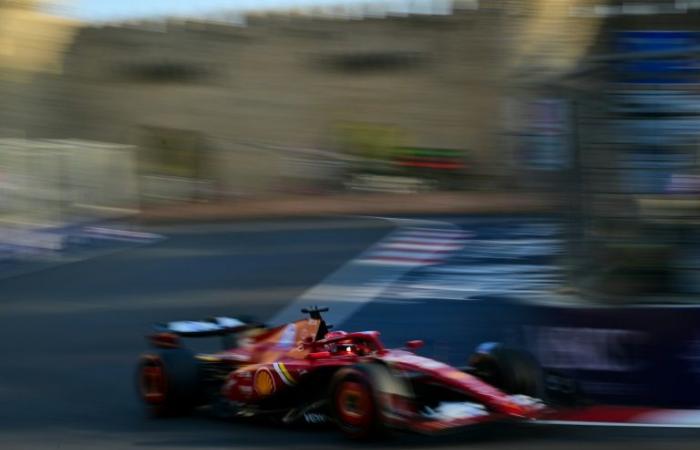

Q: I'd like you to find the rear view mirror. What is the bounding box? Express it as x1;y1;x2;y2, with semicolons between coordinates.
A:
406;340;424;350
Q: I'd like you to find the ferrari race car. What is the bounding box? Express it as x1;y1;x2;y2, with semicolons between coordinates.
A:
136;307;548;438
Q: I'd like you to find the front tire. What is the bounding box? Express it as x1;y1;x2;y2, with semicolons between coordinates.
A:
137;348;202;417
329;367;383;440
469;343;544;398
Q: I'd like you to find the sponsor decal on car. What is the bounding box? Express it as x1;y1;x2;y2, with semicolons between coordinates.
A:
273;362;297;386
277;324;297;349
303;413;328;424
254;368;276;396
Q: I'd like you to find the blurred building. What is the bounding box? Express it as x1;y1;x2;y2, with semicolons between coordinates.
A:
0;0;79;138
6;0;700;298
519;2;700;299
0;1;609;198
58;8;512;195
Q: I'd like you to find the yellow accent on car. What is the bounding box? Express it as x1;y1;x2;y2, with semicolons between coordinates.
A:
278;362;296;385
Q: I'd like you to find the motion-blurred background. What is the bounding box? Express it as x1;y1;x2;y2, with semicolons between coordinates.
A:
4;1;700;446
3;0;700;300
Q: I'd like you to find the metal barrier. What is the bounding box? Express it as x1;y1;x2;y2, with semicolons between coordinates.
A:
0;139;139;228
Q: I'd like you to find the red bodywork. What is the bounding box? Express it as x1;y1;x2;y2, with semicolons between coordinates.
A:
196;317;544;432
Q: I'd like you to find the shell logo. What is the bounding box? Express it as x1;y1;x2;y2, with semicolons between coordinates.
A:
254;368;275;396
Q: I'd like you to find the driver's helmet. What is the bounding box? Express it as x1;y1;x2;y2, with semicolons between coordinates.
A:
336;339;356;354
335;337;374;356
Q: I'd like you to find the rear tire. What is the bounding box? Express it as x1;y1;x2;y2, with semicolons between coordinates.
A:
137;348;202;417
469;343;543;398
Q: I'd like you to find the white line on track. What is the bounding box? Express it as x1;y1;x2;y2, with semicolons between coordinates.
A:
367;249;457;258
268;217;465;327
380;243;465;251
387;237;467;245
535;420;700;429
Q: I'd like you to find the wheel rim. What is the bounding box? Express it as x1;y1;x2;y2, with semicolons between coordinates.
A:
140;358;167;404
336;380;372;428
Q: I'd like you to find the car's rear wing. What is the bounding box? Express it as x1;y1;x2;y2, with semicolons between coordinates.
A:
148;317;265;349
152;317;254;337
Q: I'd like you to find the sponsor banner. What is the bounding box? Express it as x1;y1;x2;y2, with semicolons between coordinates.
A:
615;31;700;84
520;305;700;408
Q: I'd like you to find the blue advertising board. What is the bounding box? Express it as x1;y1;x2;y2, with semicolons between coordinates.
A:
615;31;700;84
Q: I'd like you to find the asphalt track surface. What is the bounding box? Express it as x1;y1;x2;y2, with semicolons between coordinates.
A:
1;216;699;449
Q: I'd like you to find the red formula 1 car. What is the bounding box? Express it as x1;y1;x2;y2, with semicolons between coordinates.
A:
136;307;548;438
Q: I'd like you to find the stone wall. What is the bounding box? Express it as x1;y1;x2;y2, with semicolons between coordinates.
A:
2;2;607;195
48;9;511;194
